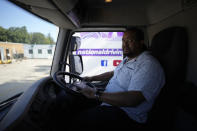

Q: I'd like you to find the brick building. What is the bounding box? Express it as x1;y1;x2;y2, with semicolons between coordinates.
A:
0;42;24;62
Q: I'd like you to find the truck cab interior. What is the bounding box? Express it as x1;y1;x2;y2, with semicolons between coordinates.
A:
0;0;197;130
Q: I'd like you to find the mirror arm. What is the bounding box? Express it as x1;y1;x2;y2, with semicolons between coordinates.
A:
59;61;69;66
59;61;72;83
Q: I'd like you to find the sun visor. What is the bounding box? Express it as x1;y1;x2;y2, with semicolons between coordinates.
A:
31;6;75;29
52;0;80;27
52;0;78;12
10;0;77;29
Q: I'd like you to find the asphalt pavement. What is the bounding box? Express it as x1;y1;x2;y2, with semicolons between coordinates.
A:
0;59;52;103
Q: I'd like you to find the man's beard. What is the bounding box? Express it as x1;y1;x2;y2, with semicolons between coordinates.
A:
123;48;142;58
123;51;135;58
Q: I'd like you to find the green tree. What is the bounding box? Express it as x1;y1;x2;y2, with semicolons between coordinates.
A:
0;26;8;41
31;32;46;44
46;33;55;44
7;26;29;43
0;26;55;44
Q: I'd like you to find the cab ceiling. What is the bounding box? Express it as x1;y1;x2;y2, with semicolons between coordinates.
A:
9;0;183;29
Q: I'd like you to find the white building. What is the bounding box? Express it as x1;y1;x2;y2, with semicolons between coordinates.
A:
24;44;55;59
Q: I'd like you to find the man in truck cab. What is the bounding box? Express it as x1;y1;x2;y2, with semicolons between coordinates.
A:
56;28;165;130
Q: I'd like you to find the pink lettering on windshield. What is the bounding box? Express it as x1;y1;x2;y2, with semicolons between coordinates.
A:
80;32;123;40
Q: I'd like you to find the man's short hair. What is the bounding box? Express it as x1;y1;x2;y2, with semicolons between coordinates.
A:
126;27;144;42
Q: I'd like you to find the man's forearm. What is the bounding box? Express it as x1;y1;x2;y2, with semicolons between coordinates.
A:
91;71;114;81
99;91;145;107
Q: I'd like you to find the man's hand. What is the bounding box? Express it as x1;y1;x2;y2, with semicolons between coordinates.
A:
77;85;97;99
74;81;96;99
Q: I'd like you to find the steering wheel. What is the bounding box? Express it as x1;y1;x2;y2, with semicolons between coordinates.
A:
52;71;94;96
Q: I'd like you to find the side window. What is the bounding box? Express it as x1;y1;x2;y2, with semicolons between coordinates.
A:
48;49;52;54
0;1;58;103
29;49;33;54
38;49;42;54
72;32;123;76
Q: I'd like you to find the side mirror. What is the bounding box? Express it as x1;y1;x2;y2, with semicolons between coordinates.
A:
69;55;83;75
71;36;81;51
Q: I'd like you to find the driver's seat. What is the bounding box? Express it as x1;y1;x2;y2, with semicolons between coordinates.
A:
145;26;188;130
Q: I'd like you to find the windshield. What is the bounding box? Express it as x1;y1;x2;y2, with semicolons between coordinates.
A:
0;1;59;103
71;32;123;77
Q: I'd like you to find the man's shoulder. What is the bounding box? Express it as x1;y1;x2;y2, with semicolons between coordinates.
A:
138;51;163;69
137;51;154;63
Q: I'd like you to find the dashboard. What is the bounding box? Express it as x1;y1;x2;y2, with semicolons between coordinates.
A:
0;77;59;131
0;76;108;131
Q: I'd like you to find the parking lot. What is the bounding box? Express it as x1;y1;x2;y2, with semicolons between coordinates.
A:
0;59;52;103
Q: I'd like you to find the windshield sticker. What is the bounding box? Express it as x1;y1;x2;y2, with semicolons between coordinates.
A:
80;32;123;41
76;48;123;56
113;60;122;66
101;60;108;67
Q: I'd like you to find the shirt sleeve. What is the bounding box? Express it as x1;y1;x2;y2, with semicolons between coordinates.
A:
128;60;165;102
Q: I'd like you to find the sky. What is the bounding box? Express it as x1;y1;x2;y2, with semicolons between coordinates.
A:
0;0;59;42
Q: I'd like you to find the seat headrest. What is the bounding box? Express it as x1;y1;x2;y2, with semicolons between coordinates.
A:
151;26;188;82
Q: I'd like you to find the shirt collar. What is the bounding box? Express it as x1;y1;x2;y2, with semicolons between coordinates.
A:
125;51;149;63
124;57;136;64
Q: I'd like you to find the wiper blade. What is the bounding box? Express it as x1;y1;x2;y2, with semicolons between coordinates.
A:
0;92;23;108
